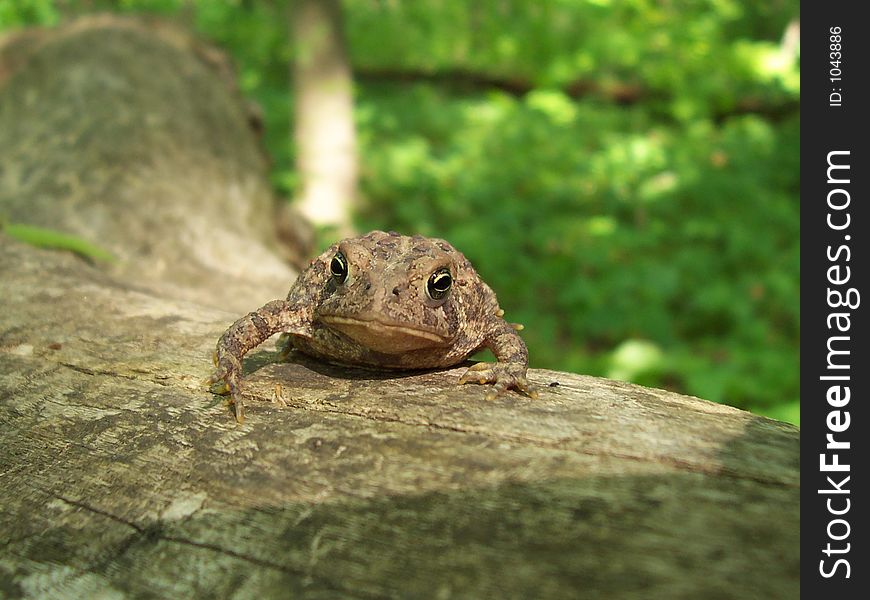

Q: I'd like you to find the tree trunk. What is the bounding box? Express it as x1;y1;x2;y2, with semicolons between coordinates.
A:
0;17;798;600
291;0;358;237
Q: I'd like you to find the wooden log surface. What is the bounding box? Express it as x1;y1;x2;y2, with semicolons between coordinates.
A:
0;16;799;600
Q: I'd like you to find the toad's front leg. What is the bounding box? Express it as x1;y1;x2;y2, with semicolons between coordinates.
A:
208;299;307;422
459;318;537;400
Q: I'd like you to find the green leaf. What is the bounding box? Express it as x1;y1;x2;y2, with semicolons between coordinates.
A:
3;223;116;263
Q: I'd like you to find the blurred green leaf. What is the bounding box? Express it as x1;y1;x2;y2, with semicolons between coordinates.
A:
3;223;115;263
608;339;664;382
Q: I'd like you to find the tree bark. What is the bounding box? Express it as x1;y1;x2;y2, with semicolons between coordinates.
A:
0;14;309;312
291;0;358;237
0;17;798;600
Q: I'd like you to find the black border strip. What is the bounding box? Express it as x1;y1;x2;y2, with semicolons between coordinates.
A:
802;3;868;596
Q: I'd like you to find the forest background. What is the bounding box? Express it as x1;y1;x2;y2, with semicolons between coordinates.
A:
0;0;800;424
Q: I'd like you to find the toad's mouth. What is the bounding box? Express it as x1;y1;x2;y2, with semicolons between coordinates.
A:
320;315;450;353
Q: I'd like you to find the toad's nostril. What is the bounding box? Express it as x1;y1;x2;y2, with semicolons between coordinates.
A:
392;286;400;296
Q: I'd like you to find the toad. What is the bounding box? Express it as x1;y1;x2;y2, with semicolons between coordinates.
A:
209;231;535;421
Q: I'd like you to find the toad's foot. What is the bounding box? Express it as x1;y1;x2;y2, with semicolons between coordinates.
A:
458;361;538;400
207;351;246;423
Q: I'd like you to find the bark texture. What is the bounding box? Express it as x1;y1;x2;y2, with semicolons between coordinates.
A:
0;15;307;311
0;17;799;600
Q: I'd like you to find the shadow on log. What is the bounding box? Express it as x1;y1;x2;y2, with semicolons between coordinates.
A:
0;16;798;600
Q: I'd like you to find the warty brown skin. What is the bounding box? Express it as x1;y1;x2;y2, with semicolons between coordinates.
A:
209;230;534;421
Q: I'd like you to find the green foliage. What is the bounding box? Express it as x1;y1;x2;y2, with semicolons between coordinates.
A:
352;0;800;424
1;0;799;423
0;0;58;27
355;84;799;421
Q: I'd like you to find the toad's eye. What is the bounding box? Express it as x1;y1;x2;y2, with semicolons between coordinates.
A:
330;252;349;283
427;268;452;300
